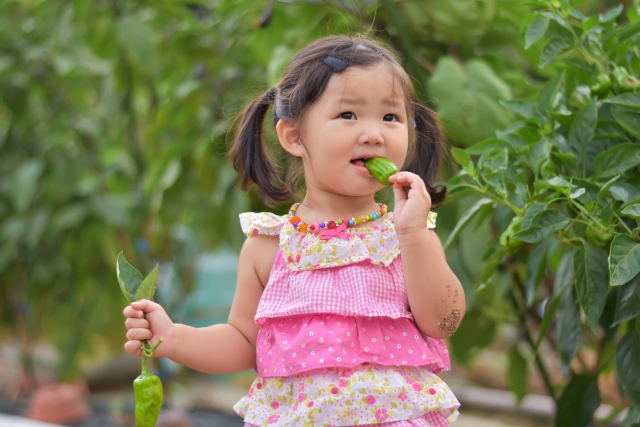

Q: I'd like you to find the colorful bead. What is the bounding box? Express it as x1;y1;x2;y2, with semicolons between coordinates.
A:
287;203;387;233
289;216;301;226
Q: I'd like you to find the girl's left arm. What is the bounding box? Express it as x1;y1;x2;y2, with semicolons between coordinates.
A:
390;172;466;340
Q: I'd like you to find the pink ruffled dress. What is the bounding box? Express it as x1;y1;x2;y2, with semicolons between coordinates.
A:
233;211;460;426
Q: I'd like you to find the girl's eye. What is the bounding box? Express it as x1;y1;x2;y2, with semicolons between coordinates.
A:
340;112;356;120
383;114;398;122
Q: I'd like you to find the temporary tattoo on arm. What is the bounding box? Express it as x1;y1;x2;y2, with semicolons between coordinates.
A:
436;284;461;337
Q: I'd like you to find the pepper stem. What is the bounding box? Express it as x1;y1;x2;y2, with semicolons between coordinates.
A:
140;338;163;374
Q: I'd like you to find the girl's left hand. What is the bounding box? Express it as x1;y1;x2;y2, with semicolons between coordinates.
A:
388;172;432;237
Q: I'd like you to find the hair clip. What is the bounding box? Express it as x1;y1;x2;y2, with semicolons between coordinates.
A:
321;55;348;72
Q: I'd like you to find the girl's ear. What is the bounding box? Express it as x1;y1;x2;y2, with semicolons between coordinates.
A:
276;119;305;158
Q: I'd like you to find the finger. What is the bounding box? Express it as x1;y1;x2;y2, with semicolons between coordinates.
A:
127;328;153;341
392;180;408;202
123;305;145;319
125;318;150;330
130;299;164;315
124;341;144;357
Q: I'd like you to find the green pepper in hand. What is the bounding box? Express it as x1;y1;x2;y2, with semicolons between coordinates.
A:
364;158;399;185
117;252;164;427
134;339;164;427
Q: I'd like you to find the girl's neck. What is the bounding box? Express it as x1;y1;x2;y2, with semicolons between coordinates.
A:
296;192;386;227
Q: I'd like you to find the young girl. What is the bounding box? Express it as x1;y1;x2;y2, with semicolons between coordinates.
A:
123;35;465;426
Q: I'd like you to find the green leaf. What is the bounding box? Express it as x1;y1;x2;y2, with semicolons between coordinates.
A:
538;71;565;116
615;330;640;409
507;345;528;402
621;406;640;427
619;20;640;40
597;175;621;200
612;107;640;139
604;93;640;111
610;183;640;204
555;374;601;427
444;198;494;249
609;235;640;286
499;100;534;119
526;241;549;306
521;202;547;231
600;4;623;23
12;160;45;213
525;16;550;49
513;209;570;243
540;38;570;68
466;139;512;155
116;251;143;303
553;151;579;170
535;289;564;353
450;147;475;176
475;247;505;289
556;286;581;378
115;15;158;71
592;144;640;178
613;272;640;326
427;57;513;146
136;263;159;301
574;243;610;333
568;98;598;149
623;204;640;219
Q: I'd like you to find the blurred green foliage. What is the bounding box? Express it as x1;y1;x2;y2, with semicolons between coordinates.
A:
1;0;638;422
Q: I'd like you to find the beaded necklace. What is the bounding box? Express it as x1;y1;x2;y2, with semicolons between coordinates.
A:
288;202;387;233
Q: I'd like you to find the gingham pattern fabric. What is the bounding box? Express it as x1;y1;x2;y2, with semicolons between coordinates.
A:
255;251;410;324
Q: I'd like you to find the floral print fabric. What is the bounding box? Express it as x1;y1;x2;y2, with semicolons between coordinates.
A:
239;211;437;271
234;363;459;426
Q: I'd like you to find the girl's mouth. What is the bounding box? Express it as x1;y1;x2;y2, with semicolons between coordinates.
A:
351;159;372;175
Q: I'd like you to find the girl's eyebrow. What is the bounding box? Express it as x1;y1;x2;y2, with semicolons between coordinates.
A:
339;97;404;107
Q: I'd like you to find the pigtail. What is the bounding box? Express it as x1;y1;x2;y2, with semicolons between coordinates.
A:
228;88;292;206
405;103;448;207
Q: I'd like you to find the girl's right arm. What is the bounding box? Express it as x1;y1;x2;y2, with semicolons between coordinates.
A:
123;234;278;375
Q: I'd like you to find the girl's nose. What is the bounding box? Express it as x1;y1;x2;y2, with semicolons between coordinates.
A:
357;122;384;146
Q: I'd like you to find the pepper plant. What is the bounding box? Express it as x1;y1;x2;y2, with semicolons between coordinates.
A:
446;0;640;425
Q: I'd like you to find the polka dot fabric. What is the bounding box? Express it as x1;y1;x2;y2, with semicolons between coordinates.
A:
256;314;449;377
234;364;459;426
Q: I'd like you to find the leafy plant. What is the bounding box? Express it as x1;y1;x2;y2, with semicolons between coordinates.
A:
447;0;640;424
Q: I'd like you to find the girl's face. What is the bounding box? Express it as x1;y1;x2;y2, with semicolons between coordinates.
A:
281;64;409;198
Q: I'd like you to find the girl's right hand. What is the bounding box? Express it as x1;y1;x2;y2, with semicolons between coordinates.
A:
123;300;178;359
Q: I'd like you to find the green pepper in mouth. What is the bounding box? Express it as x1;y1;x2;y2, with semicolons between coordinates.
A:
363;157;399;185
